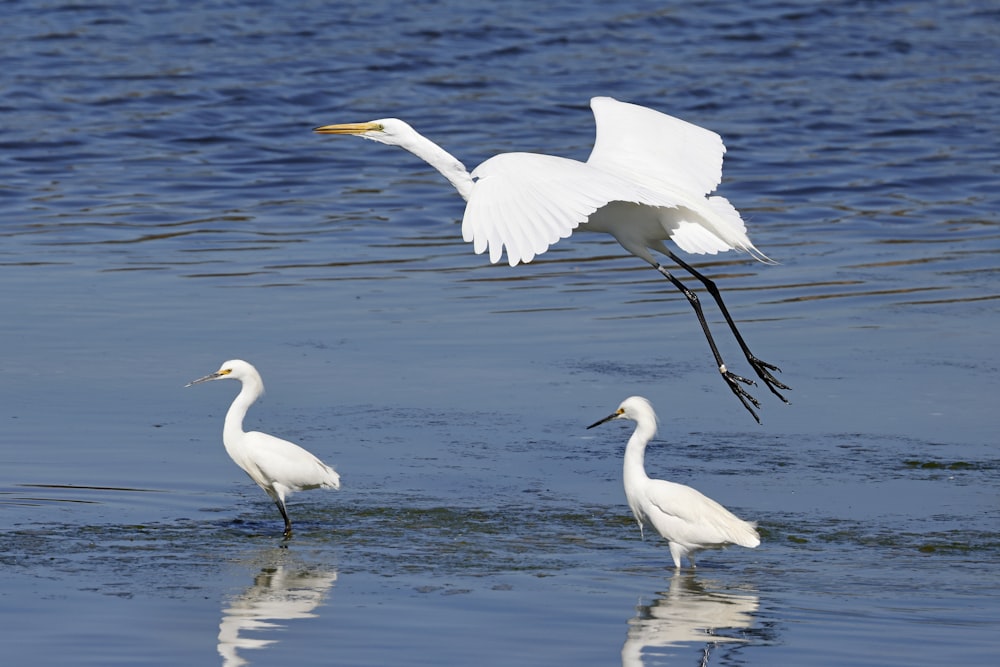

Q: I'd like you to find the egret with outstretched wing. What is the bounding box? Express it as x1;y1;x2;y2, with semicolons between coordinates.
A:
316;97;789;421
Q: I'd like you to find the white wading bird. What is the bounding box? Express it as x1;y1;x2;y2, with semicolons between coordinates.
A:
187;359;341;538
588;396;760;568
315;97;789;422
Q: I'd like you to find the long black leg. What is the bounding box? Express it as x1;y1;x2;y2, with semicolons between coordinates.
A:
655;263;762;423
666;251;791;403
275;498;293;539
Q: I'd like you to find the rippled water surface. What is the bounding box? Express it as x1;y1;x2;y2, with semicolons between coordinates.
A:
1;1;998;665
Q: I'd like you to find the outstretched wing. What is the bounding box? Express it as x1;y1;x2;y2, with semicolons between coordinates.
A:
465;152;678;266
589;97;764;260
587;96;727;197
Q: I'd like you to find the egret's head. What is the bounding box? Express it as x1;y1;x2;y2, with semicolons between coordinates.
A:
587;396;657;429
313;117;415;147
186;359;256;387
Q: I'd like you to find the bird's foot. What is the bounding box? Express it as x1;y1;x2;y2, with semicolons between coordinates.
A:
747;355;791;403
720;365;762;424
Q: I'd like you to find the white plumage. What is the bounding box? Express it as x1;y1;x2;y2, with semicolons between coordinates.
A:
588;396;759;569
316;97;790;422
319;97;760;267
187;359;340;538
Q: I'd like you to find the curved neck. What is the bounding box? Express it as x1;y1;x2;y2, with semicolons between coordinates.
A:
223;379;260;440
400;131;475;201
623;421;657;482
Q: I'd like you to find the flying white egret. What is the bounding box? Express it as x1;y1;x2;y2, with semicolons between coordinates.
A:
186;359;341;538
587;396;760;568
315;97;788;423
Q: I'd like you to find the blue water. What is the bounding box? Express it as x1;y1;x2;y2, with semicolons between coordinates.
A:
1;1;998;665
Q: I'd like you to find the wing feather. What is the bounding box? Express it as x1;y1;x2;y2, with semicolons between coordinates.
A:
466;152;673;266
643;479;758;548
587;96;726;196
243;431;340;491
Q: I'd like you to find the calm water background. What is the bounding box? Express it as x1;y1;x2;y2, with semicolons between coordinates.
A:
1;0;998;665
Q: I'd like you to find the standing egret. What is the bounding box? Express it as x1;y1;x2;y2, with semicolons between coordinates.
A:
587;396;759;568
315;97;789;422
186;359;341;538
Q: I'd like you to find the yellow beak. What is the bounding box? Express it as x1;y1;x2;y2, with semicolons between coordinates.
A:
313;121;383;135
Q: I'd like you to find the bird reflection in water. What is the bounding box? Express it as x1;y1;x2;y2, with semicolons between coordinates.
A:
621;573;758;666
218;558;337;666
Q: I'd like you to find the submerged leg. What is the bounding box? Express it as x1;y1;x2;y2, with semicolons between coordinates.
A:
667;251;791;403
655;263;762;423
274;498;293;539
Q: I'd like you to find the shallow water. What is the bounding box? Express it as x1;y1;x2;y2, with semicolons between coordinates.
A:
1;0;998;665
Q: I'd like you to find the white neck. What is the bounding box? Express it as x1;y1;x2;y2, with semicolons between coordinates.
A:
400;131;475;201
223;379;260;442
623;419;657;484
